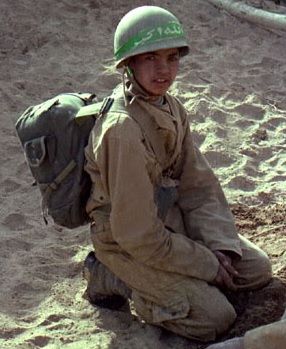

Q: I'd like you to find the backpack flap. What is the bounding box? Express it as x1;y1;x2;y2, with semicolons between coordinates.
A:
32;97;59;118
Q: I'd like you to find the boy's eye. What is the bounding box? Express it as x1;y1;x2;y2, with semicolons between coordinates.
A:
169;54;179;62
145;55;156;61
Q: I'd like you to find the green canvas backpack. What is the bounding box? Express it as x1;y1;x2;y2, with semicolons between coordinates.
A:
15;93;101;228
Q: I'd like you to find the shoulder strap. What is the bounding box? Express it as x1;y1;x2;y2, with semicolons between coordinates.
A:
75;96;127;122
76;96;167;168
128;103;166;168
111;97;167;168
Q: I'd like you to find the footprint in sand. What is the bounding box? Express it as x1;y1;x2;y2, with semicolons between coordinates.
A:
1;237;32;253
233;103;265;120
0;327;25;340
27;336;51;348
2;213;33;231
40;314;68;326
262;116;286;129
204;150;234;168
227;175;256;192
1;178;21;194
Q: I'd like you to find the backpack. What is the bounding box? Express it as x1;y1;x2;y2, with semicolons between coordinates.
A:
15;92;102;228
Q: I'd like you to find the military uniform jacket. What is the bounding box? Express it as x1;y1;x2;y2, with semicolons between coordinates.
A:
84;81;242;283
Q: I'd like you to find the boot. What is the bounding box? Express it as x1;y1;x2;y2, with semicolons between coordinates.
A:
83;251;131;310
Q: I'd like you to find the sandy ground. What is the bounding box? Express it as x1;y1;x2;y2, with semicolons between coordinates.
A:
0;0;285;348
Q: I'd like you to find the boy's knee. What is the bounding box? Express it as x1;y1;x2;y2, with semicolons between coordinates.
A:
256;252;272;286
185;284;237;340
133;286;237;341
178;294;237;341
245;251;272;290
236;237;273;290
163;299;236;342
206;298;237;338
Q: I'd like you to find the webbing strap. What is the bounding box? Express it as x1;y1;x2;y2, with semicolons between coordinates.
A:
129;102;166;168
50;160;76;190
41;160;77;224
110;98;167;168
77;95;169;168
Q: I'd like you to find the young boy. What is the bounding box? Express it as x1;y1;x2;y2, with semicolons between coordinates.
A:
83;6;272;342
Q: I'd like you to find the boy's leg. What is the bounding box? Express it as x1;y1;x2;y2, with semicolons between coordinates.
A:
87;216;237;341
165;205;272;290
131;234;272;342
234;235;272;290
92;240;236;342
132;277;236;342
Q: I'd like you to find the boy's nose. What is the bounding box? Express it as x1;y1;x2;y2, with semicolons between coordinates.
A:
156;60;169;73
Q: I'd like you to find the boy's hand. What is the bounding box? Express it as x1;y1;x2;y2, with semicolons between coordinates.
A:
214;251;239;278
213;251;239;291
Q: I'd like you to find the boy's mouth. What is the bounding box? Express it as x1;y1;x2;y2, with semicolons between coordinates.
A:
153;78;170;84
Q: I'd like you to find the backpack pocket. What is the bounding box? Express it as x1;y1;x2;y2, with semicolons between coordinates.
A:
24;135;56;168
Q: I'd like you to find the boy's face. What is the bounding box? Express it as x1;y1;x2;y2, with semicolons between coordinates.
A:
128;48;180;97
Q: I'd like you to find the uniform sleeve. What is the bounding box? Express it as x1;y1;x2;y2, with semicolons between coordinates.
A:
95;117;219;282
178;121;242;257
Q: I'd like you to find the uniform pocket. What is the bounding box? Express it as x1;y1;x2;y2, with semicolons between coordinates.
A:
133;289;190;324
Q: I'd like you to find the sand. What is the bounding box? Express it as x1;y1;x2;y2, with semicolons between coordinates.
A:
0;0;285;348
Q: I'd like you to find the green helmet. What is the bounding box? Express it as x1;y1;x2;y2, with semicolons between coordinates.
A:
114;6;189;68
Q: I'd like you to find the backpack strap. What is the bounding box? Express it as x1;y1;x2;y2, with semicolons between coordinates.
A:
111;98;167;168
132;107;165;167
40;160;77;224
75;96;126;121
76;96;167;168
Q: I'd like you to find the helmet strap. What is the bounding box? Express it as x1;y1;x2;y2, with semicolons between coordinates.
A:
126;66;133;78
122;67;129;106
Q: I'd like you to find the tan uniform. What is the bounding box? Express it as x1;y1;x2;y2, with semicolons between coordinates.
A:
84;82;272;341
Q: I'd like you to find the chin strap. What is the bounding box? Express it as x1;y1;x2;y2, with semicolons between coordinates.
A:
122;66;138;106
122;67;128;106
